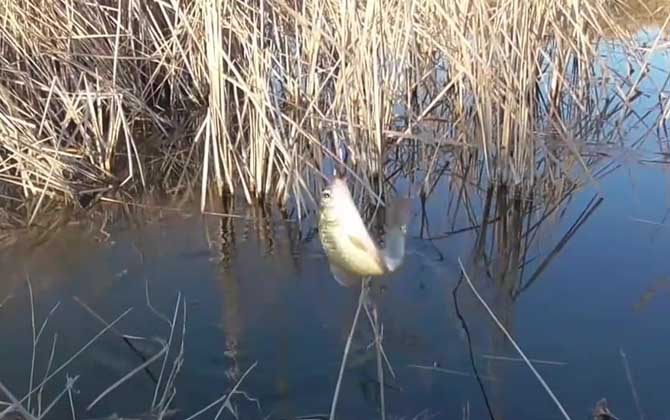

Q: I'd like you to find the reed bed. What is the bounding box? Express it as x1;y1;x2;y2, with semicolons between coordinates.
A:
0;0;663;221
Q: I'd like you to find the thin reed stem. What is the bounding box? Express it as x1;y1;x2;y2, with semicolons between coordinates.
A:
457;258;572;420
329;279;367;420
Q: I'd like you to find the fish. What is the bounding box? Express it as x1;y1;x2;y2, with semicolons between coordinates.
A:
318;177;411;287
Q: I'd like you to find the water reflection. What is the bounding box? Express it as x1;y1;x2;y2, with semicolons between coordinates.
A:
1;156;669;420
437;180;605;419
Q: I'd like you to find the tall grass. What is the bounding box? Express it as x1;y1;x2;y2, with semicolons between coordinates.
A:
0;0;661;221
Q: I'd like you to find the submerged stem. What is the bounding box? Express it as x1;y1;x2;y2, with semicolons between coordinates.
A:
329;279;367;420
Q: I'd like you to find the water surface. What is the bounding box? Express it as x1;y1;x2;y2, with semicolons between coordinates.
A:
1;153;669;420
1;27;670;420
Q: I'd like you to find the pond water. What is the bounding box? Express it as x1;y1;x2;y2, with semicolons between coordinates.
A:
1;29;670;420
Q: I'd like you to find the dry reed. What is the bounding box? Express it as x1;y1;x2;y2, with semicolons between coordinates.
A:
0;0;663;222
0;280;257;420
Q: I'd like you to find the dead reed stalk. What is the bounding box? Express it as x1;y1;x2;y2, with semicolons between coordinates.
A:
0;0;657;220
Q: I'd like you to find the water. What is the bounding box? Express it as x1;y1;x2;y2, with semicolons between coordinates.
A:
2;29;670;420
1;155;669;420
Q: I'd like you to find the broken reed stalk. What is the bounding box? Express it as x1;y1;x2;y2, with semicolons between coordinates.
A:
329;277;393;420
0;0;651;219
0;380;37;420
457;258;572;420
0;278;133;420
374;305;386;420
183;362;258;420
620;349;646;420
364;293;387;420
0;280;256;420
329;280;367;420
85;292;188;414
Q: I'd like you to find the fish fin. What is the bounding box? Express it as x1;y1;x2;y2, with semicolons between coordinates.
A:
329;264;360;287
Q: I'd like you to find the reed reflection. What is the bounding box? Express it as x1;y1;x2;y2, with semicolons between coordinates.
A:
438;179;604;419
204;195;312;416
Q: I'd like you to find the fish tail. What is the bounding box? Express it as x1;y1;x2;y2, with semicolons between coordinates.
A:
385;197;411;228
382;197;411;272
383;226;406;272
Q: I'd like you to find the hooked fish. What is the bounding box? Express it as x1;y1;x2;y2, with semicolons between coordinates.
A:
318;177;411;287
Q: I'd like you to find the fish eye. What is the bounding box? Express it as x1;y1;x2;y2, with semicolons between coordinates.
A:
322;189;331;199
